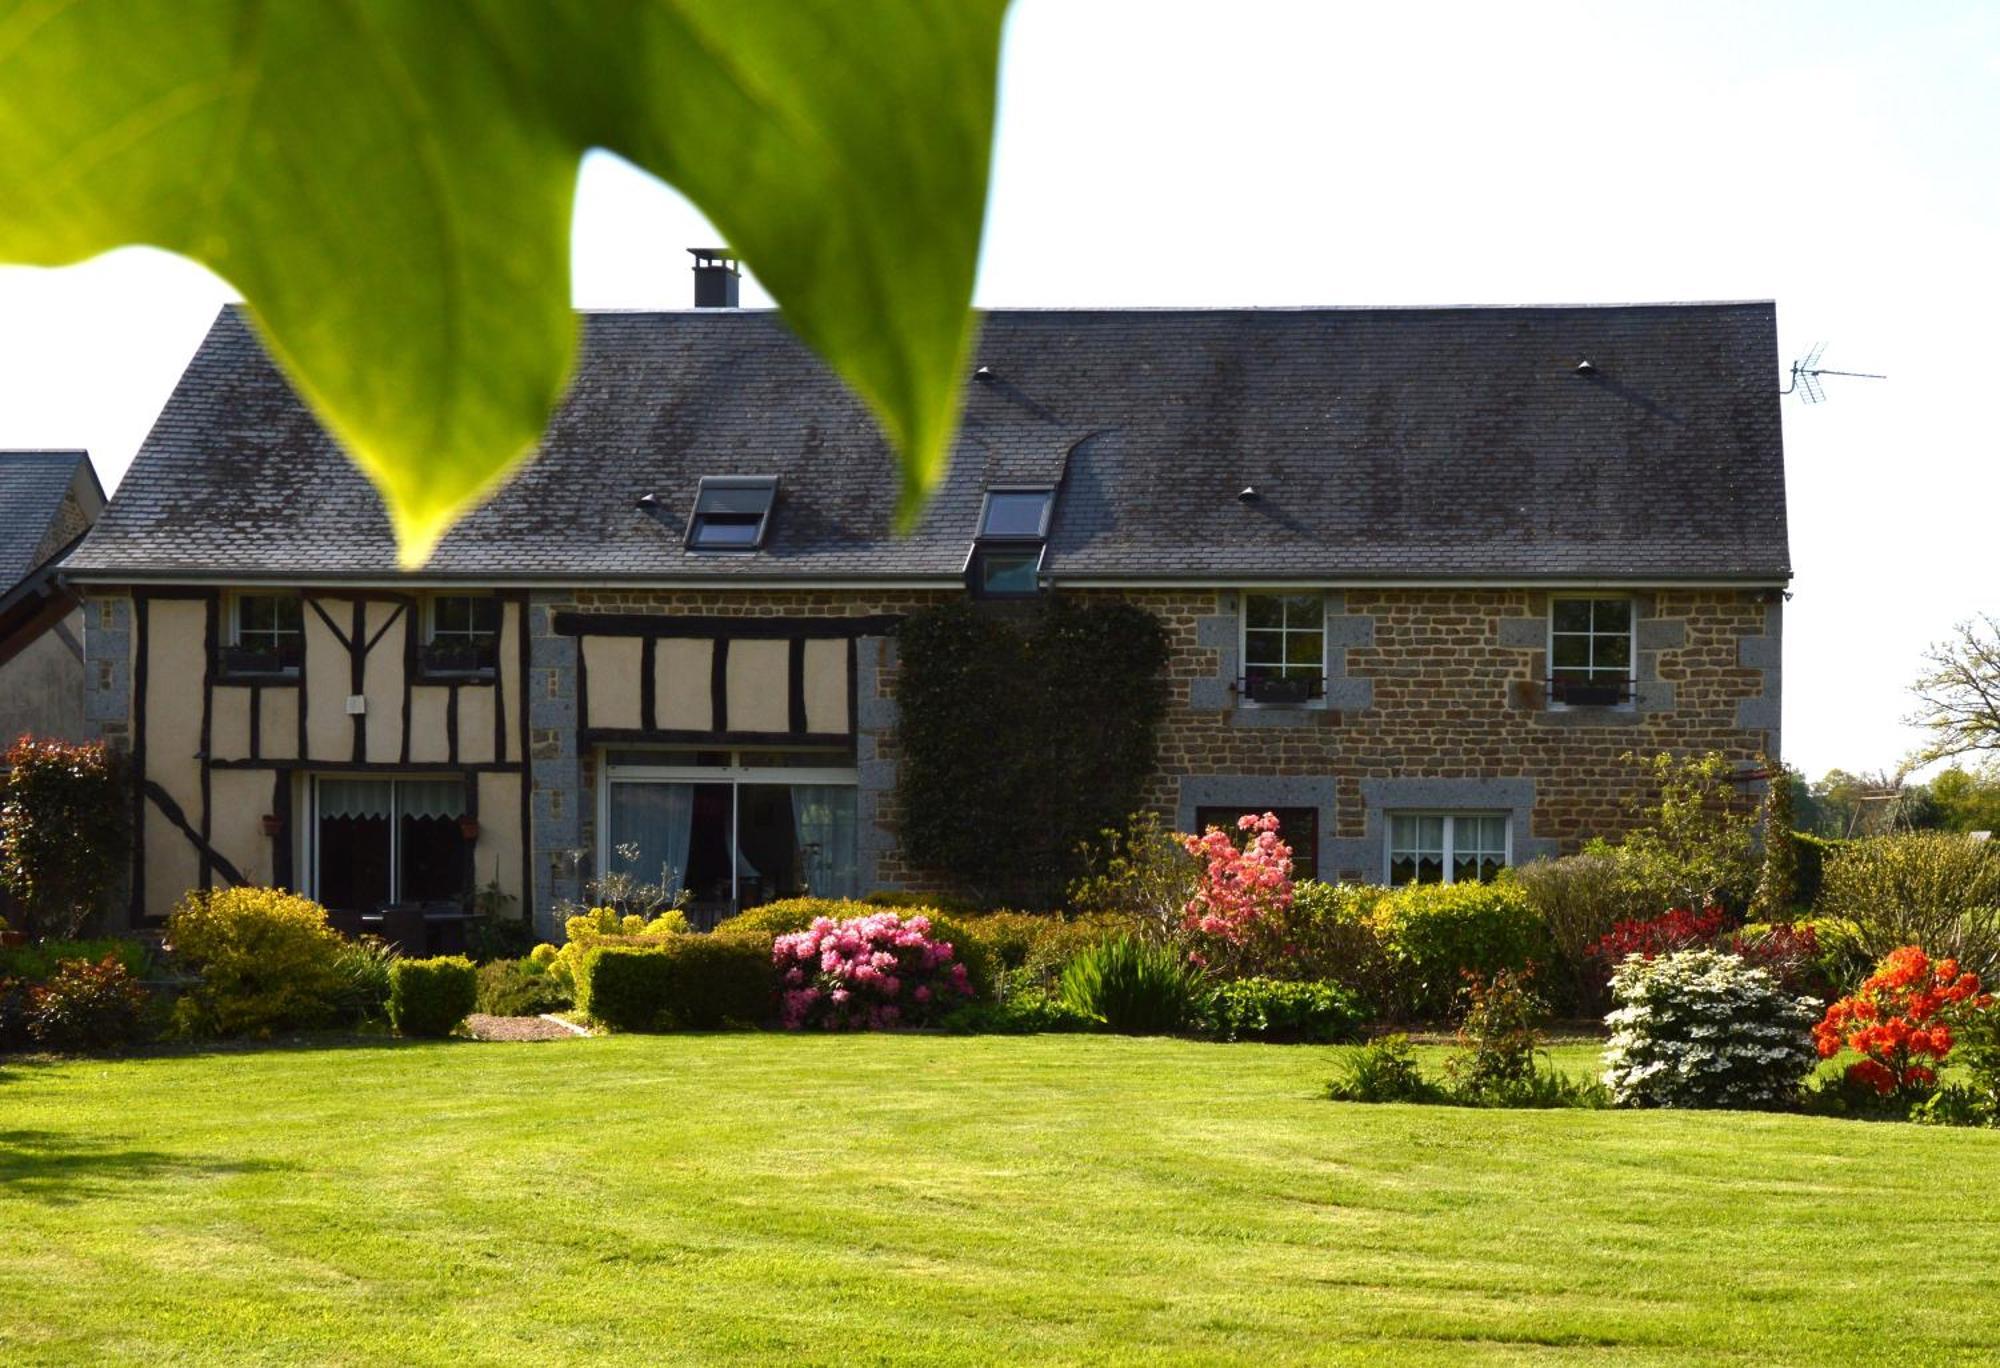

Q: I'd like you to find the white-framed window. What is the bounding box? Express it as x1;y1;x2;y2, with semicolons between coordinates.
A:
1386;812;1510;886
1240;592;1326;705
224;591;303;677
1548;596;1635;707
599;748;860;930
422;594;501;676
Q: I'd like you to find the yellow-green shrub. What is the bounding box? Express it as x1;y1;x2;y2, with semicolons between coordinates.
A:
166;887;346;1037
1368;881;1549;1020
387;955;476;1037
537;904;689;994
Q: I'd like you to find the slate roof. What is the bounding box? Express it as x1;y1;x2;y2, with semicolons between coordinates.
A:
0;450;100;589
66;302;1789;583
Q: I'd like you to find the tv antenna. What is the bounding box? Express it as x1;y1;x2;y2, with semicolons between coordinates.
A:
1780;342;1885;404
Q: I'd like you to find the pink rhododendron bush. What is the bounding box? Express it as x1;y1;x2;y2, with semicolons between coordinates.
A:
1179;812;1295;976
774;911;974;1030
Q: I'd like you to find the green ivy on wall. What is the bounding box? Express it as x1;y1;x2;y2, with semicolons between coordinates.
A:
895;598;1168;909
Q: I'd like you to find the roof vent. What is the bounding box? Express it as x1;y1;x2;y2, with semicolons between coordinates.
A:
1238;485;1259;503
1574;359;1597;375
634;492;661;511
688;248;740;308
974;365;996;383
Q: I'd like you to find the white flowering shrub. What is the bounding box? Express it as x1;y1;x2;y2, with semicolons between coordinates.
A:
1602;950;1819;1109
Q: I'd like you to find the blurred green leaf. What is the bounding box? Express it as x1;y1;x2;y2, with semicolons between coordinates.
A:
0;0;1006;564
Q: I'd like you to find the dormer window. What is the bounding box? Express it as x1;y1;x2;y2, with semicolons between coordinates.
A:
685;476;778;550
968;487;1053;598
978;488;1053;540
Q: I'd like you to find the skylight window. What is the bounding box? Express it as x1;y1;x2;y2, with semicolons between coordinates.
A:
685;476;778;551
978;488;1053;540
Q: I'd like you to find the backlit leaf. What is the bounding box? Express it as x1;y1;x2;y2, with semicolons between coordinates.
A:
0;0;1007;565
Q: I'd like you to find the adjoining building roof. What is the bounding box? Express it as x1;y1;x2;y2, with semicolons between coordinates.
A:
66;301;1789;584
0;449;102;589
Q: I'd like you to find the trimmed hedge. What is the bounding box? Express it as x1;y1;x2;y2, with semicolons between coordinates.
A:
576;932;774;1031
387;956;477;1037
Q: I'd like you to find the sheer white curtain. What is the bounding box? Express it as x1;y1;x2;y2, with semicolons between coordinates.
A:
609;782;695;896
318;779;393;820
790;785;857;899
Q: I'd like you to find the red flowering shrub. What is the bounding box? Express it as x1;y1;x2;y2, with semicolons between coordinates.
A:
1589;905;1729;966
1813;946;1993;1097
1727;921;1824;996
27;954;149;1051
1179;812;1295;976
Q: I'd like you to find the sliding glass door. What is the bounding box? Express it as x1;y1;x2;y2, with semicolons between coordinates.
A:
602;759;858;928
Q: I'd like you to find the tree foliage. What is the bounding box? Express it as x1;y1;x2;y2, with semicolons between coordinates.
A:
1909;614;2000;766
896;598;1168;908
0;2;1008;564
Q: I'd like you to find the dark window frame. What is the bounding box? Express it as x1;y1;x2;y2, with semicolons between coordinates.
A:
975;487;1054;541
684;475;780;551
419;594;501;679
1192;805;1319;882
220;591;304;679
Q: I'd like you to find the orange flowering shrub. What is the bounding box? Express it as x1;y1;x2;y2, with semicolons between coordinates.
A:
1813;946;1993;1097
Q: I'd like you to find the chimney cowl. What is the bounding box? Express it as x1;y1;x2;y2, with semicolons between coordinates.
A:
689;247;741;308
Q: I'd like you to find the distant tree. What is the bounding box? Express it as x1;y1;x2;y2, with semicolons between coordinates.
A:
1909;614;2000;765
1927;764;2000;834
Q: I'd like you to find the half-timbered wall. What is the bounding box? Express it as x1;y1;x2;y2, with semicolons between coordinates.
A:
117;588;530;921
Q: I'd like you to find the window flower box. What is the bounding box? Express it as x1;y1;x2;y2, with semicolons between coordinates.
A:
1547;677;1634;707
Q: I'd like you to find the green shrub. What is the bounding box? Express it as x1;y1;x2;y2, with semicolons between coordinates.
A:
940;985;1098;1035
1202;977;1367;1043
576;932;774;1032
1369;881;1548;1020
1018;912;1133;990
1597;750;1761;912
1792;832;1847;907
167;887;346;1037
1325;1035;1440;1104
0;736;130;938
386;956;476;1037
863;888;982;915
1274;881;1391;998
954;910;1063;972
475;957;572;1016
1816;832;2000;979
1508;853;1655;1014
0;936;152;984
26;954;150;1052
1058;935;1206;1035
0;976;31;1051
1067;809;1200;945
328;936;398;1026
1602;950;1819;1109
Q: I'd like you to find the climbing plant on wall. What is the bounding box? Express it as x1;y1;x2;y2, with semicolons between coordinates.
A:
896;598;1168;908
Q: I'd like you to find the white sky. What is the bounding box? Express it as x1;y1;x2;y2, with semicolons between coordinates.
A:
0;0;1993;781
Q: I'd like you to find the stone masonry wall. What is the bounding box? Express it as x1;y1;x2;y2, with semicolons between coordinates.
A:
542;583;1779;899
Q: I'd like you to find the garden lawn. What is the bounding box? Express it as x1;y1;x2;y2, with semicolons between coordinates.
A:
3;1035;1998;1366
